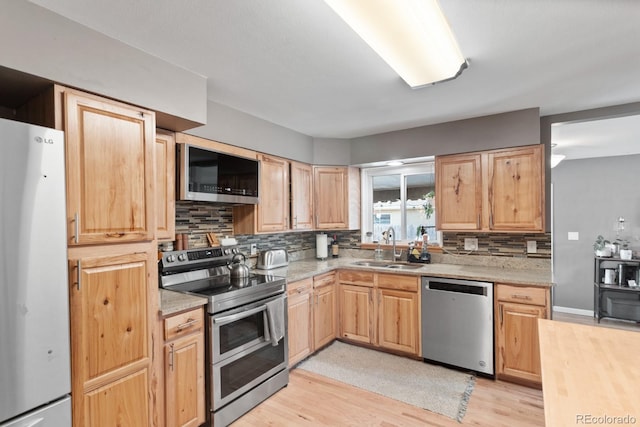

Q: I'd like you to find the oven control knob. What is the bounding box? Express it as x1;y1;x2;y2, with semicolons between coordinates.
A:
232;248;239;254
223;248;231;255
177;254;187;261
166;255;176;263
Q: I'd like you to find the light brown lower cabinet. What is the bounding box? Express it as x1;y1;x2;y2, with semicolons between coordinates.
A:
313;272;337;349
163;308;205;427
338;271;420;356
495;283;550;386
287;278;314;366
287;272;338;367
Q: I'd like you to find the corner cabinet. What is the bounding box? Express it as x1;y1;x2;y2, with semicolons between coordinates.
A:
64;89;156;245
495;283;550;386
287;272;338;367
436;144;545;232
163;308;205;427
313;166;360;230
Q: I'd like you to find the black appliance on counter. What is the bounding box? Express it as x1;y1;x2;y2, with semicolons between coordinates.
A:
159;247;288;427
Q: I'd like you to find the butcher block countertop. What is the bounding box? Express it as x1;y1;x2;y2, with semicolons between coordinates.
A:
538;319;640;426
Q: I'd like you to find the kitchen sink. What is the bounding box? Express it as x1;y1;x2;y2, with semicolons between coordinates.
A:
384;263;423;270
350;261;423;270
351;260;394;267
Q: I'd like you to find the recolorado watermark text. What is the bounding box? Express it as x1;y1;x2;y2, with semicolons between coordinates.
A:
576;414;637;425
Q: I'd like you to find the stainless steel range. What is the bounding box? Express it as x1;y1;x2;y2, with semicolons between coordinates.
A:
159;246;289;426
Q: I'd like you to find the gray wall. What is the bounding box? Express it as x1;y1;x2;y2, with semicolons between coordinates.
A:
350;108;541;165
187;101;315;163
0;1;207;126
312;137;352;165
552;154;640;311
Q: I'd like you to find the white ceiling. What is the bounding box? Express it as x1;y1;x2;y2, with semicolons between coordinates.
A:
29;0;640;146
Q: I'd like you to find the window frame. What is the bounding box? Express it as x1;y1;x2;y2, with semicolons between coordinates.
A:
361;161;441;245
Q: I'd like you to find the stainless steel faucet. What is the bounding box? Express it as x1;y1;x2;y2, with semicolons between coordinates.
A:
386;226;403;262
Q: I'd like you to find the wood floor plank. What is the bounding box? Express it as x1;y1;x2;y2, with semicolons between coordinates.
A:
232;313;636;426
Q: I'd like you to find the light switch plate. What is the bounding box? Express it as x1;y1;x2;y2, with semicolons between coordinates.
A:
568;232;579;241
527;240;537;254
464;238;478;251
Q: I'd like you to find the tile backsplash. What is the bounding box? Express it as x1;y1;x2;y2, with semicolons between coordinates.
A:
174;201;551;260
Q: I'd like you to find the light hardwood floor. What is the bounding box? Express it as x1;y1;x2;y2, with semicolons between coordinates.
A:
232;313;638;426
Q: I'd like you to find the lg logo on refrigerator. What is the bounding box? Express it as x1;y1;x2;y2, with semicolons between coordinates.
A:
34;136;54;144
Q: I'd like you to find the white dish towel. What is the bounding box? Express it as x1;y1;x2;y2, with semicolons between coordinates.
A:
265;298;285;346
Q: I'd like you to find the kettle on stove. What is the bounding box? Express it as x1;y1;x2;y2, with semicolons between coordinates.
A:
228;253;250;279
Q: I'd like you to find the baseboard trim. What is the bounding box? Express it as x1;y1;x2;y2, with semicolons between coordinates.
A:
553;306;594;317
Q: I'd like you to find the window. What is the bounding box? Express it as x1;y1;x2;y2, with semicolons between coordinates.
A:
361;161;440;244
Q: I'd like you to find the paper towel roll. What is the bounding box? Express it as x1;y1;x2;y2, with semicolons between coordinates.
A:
316;233;328;259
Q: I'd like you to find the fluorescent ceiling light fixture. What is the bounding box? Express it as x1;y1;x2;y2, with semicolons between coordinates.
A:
324;0;467;88
550;154;565;168
386;160;404;166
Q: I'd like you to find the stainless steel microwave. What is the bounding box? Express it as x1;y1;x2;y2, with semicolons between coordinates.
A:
177;144;260;204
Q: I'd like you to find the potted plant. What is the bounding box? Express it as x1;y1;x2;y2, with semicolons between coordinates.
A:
593;235;612;257
618;238;633;260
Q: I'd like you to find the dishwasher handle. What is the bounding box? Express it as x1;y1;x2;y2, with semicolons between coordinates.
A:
423;278;492;296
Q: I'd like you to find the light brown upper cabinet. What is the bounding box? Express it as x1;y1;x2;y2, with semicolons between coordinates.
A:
290;161;314;230
435;153;482;230
436;144;545;232
234;153;290;233
155;130;176;241
64;89;156;245
313;166;360;230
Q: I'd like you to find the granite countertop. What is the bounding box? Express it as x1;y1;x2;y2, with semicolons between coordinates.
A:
159;288;207;317
160;256;552;316
255;256;553;287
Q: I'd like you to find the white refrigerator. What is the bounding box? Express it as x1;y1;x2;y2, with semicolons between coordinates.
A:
0;118;71;426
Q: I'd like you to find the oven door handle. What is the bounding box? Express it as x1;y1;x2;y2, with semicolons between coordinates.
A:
213;304;267;326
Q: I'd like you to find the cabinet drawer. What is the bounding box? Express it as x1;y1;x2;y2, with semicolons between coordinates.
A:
314;271;336;289
287;277;313;296
496;284;547;306
338;270;374;287
377;273;419;292
164;308;204;341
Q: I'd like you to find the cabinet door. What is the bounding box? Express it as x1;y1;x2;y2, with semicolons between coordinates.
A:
314;283;337;350
497;302;546;384
165;333;205;427
487;145;544;231
64;90;155;245
291;161;314;230
69;251;151;426
287;287;313;366
435;153;482;230
338;284;373;344
314;166;348;229
258;154;290;232
377;289;419;355
84;368;149;427
155;130;176;241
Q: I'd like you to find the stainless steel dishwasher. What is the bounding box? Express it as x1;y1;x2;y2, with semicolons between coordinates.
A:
421;276;494;376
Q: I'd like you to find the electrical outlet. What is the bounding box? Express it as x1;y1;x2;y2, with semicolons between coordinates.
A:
464;238;478;251
527;240;537;253
250;243;257;255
